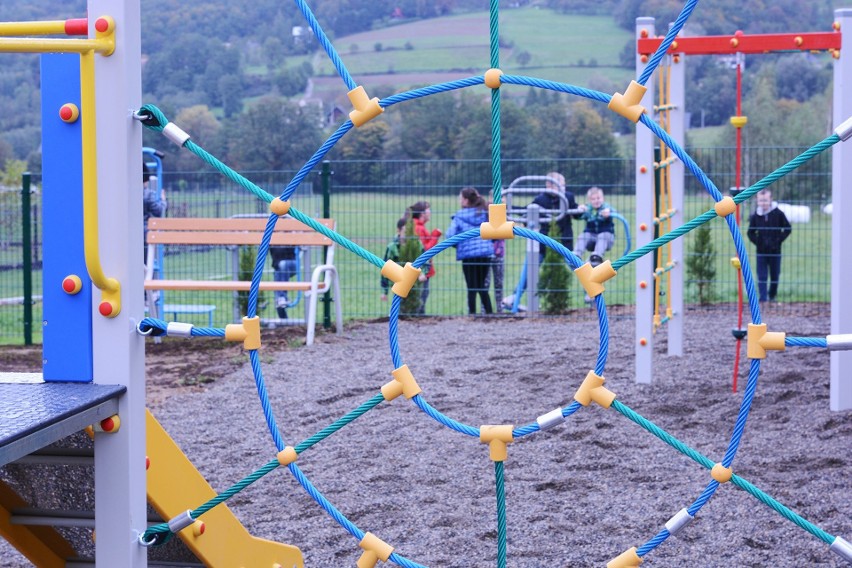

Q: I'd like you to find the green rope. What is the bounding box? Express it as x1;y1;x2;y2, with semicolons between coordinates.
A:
611;400;715;469
288;206;384;269
613;400;836;545
613;210;716;271
137;103;274;203
732;135;839;206
295;393;385;453
612;134;839;273
489;0;502;205
730;475;835;545
495;460;508;568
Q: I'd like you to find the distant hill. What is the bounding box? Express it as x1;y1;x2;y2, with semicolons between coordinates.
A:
306;8;633;105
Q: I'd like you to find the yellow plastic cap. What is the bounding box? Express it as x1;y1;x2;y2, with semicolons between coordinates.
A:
380;260;421;298
480;203;514;240
607;546;643;568
730;115;748;129
270;197;291;216
277;446;298;466
711;463;733;483
573;370;616;408
574;260;617;298
730;256;741;270
356;532;394;568
747;323;786;359
348;86;384;127
714;196;737;217
484;68;503;89
225;316;262;351
381;364;423;401
608;81;647;123
480;425;514;462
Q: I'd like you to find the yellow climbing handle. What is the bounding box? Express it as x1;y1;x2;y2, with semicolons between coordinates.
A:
80;49;121;317
0;20;67;36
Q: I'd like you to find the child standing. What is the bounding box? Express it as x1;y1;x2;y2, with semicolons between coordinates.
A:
380;218;426;301
409;201;442;314
747;189;792;303
446;187;494;315
573;186;614;265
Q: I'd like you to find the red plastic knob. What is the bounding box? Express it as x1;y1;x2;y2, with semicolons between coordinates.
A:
99;301;114;317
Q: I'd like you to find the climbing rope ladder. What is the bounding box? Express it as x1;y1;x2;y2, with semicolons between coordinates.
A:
131;1;852;566
651;58;679;332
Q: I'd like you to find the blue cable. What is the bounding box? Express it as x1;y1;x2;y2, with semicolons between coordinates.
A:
292;0;356;91
637;0;700;86
786;337;827;348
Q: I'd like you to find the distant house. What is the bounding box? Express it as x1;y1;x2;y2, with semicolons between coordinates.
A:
391;7;404;19
326;104;347;127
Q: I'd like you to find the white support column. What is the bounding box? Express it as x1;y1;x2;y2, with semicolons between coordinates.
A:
635;17;656;384
88;0;147;565
830;8;852;411
667;51;685;357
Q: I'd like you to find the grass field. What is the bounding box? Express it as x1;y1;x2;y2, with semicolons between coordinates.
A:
0;187;832;345
306;7;633;102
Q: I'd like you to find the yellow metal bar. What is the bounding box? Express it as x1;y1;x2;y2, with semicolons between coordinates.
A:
0;20;66;36
0;37;113;54
80;50;121;316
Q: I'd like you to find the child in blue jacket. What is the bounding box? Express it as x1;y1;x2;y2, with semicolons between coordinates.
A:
446;187;494;315
573;186;614;265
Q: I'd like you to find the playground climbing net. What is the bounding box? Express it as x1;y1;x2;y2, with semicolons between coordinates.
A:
135;0;852;566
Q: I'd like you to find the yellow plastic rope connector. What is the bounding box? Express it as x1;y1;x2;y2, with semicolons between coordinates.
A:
730;257;742;270
356;532;394;568
270;197;290;216
480;203;514;240
574;260;617;298
747;323;786;359
714;196;737;217
730;115;748;129
380;260;421;298
607;546;643;568
348;86;384;127
608;80;647;123
381;364;423;401
711;463;733;483
225;316;261;351
276;446;298;467
480;425;514;462
573;370;616;408
484;68;503;89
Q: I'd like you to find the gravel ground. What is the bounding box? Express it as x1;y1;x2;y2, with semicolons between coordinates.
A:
2;308;850;567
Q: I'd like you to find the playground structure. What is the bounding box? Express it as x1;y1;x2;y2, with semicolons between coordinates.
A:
0;1;851;567
632;20;849;388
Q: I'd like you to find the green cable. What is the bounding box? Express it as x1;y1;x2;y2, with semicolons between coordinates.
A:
296;393;385;453
489;0;502;206
613;400;836;545
288;206;384;269
495;460;508;568
613;134;839;273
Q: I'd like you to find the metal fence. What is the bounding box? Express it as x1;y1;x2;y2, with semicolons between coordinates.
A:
0;148;832;344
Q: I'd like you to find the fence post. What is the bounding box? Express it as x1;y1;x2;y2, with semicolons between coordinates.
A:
21;172;33;346
321;161;332;329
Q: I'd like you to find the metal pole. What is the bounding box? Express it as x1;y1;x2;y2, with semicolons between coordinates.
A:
21;172;32;345
525;203;540;315
321;160;331;329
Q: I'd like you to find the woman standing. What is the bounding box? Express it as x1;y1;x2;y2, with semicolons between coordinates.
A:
446;187;494;315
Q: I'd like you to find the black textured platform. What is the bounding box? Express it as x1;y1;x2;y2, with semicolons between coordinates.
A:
0;382;125;466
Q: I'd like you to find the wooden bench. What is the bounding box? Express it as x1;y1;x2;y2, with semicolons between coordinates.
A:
144;217;342;345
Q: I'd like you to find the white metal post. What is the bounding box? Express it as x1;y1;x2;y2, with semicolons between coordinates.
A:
667;50;685;357
830;8;852;411
635;17;656;384
88;0;147;564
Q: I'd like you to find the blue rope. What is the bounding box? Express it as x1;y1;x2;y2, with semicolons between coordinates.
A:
280;121;354;202
786;337;827;348
637;0;700;86
292;0;356;91
380;77;484;107
500;75;610;104
249;350;287;451
636;528;669;556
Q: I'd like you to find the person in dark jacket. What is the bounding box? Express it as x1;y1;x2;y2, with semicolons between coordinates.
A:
531;171;580;255
747;189;792;303
142;162;166;265
446;187;494;315
269;244;299;319
573;186;614;264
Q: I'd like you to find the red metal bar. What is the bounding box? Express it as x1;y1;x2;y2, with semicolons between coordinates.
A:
638;31;841;55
